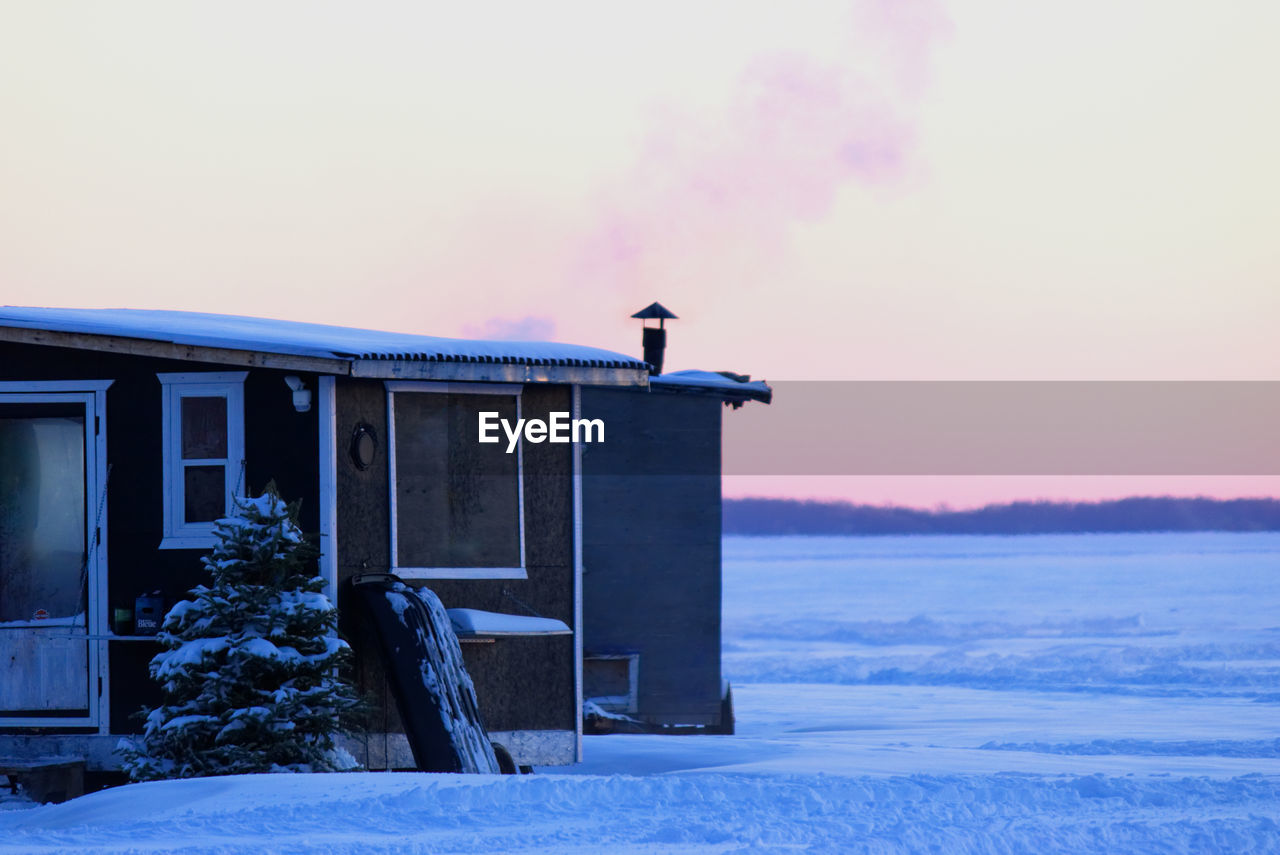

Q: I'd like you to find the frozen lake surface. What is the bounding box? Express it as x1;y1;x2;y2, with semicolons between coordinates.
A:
3;532;1279;852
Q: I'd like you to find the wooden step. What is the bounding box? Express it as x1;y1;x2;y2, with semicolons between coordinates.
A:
0;756;86;803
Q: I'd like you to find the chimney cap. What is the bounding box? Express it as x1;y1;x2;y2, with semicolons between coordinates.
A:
631;302;678;320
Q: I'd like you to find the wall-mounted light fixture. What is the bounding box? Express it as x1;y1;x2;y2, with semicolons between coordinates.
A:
283;375;312;413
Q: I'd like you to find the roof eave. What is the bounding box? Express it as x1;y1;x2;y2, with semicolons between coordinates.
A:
350;358;649;387
649;374;773;404
0;325;350;374
0;325;651;386
653;384;773;405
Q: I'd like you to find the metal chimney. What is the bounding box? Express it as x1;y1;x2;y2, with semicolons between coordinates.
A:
631;302;677;375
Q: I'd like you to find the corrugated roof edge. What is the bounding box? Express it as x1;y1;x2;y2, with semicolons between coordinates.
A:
0;307;649;373
355;352;641;367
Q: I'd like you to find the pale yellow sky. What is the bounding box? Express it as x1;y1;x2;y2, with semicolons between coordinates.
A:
3;0;1275;379
2;1;1276;504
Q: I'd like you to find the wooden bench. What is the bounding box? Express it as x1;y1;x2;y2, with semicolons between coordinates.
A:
0;756;85;804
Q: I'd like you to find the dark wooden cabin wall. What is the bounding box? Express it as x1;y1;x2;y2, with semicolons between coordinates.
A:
580;387;723;724
0;341;320;733
333;378;391;577
333;377;402;737
243;371;321;532
335;380;576;736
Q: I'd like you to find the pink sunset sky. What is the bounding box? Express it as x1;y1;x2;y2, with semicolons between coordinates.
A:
2;1;1276;508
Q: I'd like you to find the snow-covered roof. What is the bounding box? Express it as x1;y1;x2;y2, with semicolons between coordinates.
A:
650;370;772;404
0;307;647;370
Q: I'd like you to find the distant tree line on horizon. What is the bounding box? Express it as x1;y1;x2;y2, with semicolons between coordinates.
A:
723;497;1280;536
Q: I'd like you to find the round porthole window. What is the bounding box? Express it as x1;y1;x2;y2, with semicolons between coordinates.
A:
350;423;377;470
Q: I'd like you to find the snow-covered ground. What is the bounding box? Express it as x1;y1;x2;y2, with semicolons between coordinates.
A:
3;532;1279;853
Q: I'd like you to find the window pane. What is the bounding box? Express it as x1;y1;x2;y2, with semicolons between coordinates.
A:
0;409;86;622
181;396;227;459
184;465;225;523
394;393;520;568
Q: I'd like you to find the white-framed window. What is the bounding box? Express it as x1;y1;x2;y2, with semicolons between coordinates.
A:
386;381;526;579
158;371;247;549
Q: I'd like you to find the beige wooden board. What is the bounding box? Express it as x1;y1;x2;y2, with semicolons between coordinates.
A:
0;629;89;711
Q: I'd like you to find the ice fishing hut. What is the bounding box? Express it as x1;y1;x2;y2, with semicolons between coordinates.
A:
0;307;647;776
580;304;771;733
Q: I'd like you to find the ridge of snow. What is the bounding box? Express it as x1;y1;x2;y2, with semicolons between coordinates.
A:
3;771;1279;854
446;609;571;637
650;369;772;400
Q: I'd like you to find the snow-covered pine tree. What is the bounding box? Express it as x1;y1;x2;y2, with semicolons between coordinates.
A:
122;489;363;780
